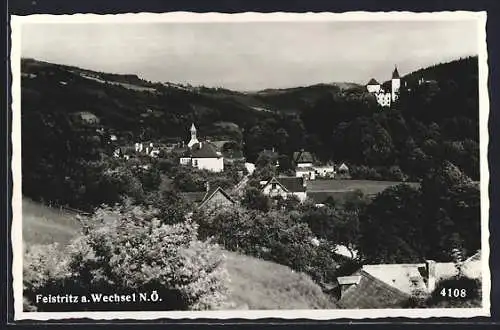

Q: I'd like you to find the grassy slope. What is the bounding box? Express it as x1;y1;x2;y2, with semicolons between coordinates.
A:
224;251;336;310
22;198;336;310
22;197;81;247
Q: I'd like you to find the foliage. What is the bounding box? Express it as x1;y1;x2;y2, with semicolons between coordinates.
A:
358;167;480;263
194;205;345;292
22;57;479;209
359;184;426;263
241;187;272;212
23;203;230;311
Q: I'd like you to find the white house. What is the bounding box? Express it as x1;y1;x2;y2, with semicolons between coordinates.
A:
366;66;401;108
296;167;316;180
190;142;224;172
245;162;256;175
366;78;381;93
293;150;316;180
261;176;307;202
313;165;335;178
179;123;225;172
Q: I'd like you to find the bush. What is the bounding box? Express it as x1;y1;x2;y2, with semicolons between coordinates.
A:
195;205;344;292
241;187;272;212
349;165;382;180
23;202;230;311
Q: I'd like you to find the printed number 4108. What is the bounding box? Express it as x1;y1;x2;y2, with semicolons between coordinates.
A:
440;288;467;298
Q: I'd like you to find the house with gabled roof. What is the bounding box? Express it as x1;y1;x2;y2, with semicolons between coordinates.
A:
179;123;224;172
366;78;381;93
293;150;317;180
293;150;315;167
199;185;235;210
366;66;402;107
261;176;307;202
181;184;235;210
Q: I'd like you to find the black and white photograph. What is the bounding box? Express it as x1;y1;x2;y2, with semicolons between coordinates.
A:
11;11;490;320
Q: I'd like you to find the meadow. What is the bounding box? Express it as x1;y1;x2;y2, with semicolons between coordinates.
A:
307;179;419;194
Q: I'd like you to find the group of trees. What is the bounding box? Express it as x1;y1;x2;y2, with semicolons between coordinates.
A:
24;202;231;312
193;204;356;293
21;56;482;309
232;157;481;268
358;161;480;263
242;57;479;182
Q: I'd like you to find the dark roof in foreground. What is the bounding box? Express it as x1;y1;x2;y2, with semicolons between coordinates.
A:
337;270;410;309
367;78;380;85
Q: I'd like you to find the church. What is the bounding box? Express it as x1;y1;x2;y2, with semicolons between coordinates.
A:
366;66;401;108
179;123;224;172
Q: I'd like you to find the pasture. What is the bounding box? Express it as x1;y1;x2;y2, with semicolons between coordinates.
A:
307;179;419;194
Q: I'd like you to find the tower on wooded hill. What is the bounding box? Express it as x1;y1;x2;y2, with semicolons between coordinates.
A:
188;123;200;148
391;65;401;102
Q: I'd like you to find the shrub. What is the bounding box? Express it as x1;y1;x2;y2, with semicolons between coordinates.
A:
23;203;230;311
241;187;272;212
195;205;343;292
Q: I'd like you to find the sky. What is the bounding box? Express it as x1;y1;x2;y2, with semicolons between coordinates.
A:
21;19;479;91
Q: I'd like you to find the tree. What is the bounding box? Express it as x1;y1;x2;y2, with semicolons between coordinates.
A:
241;187;271;212
359;184;425;263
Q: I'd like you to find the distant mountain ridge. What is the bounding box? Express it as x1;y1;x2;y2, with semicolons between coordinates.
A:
20;56;477;141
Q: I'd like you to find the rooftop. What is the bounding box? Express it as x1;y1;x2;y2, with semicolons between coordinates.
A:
293;150;314;164
190;142;222;158
337;270;410;309
273;176;306;193
199;186;235;208
392;66;400;79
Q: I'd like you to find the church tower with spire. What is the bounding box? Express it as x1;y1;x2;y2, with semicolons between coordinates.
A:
187;123;199;148
391;65;401;102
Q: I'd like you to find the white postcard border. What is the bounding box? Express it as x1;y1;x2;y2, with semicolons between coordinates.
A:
10;11;491;321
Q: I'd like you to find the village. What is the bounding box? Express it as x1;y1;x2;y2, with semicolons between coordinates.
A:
20;47;483;310
103;119;481;308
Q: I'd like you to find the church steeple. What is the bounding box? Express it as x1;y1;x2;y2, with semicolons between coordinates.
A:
188;123;199;148
391;65;401;102
392;65;400;79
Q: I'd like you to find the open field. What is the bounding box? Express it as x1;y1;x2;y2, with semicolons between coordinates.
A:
306;179;420;205
308;179;419;194
22;197;81;247
22;198;335;310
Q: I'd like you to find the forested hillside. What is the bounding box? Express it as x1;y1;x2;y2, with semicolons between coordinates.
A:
21;56;479;208
21;57;482;310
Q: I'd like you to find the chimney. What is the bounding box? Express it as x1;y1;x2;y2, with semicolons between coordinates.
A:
426;260;437;293
337;275;361;297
